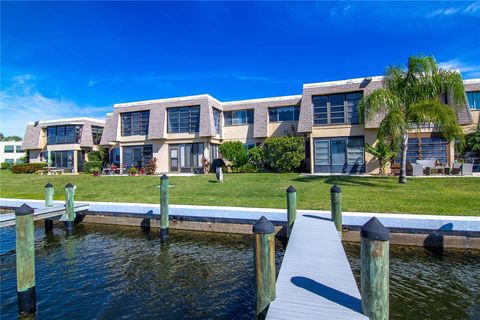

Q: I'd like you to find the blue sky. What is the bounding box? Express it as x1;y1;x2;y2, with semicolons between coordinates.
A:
1;1;480;136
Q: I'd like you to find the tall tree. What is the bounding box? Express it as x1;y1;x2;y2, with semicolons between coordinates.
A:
360;55;464;183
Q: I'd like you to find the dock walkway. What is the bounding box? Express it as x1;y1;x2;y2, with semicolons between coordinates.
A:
267;212;367;319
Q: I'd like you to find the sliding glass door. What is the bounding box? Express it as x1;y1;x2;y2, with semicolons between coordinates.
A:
169;143;204;173
314;137;364;173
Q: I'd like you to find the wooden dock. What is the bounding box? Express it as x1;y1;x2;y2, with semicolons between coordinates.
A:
267;212;367;320
0;204;89;228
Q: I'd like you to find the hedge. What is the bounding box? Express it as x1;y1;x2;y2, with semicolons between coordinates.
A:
83;161;102;173
11;163;47;174
1;162;12;170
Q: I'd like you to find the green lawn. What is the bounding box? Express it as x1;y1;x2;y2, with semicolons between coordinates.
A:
0;171;478;216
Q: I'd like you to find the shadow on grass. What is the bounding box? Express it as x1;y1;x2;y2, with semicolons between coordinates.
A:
293;176;394;188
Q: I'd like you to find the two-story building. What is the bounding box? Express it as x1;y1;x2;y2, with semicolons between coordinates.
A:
0;140;26;165
22;118;105;172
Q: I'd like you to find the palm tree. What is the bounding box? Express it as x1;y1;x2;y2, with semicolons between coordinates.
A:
365;141;397;175
359;55;465;183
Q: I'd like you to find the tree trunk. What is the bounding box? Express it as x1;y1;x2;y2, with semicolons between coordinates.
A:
399;134;408;184
378;160;385;175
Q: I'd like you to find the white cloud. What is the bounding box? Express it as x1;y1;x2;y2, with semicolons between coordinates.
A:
0;75;110;136
426;2;480;17
438;59;480;78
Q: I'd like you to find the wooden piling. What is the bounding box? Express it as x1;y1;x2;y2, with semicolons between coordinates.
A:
253;216;276;319
160;174;169;241
360;217;390;320
44;183;54;232
64;183;75;234
286;186;297;238
15;204;36;316
330;184;342;238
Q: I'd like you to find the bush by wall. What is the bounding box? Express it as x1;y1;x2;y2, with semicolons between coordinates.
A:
11;163;47;174
263;136;305;172
145;158;157;175
1;162;12;170
83;161;102;173
219;141;249;167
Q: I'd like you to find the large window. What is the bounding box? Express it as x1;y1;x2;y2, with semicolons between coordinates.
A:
213;108;221;134
224;109;254;126
91;126;104;145
466;91;480;110
167;106;200;133
16;145;23;153
47;125;82;144
313;92;362;125
122;145;153;169
50;150;74;168
314;137;364;173
4;145;14;153
121;111;150;136
396;137;448;163
268;106;300;122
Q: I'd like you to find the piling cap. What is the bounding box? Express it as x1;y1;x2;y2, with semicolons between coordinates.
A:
286;185;296;193
161;174;169;180
330;184;342;193
252;216;275;234
15;203;34;216
361;217;390;241
45;182;53;188
65;183;74;189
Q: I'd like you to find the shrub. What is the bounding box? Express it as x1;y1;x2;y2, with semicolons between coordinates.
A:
231;164;256;173
263;136;305;172
249;147;265;171
88;149;108;167
219;141;249;167
128;167;138;175
1;162;13;170
83;161;102;173
11;163;47;174
145;158;157;175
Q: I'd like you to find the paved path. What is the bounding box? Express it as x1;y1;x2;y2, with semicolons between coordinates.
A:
266;212;367;320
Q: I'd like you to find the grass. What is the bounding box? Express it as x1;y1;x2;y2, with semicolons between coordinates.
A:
0;171;479;216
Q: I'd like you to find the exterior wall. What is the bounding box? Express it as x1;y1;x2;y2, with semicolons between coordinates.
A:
0;141;26;164
268;121;298;137
222;124;255;143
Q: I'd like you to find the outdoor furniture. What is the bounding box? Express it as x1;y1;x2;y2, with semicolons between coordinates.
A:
452;163;473;176
407;161;424;176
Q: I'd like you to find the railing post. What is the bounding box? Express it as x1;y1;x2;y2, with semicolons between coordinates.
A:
360;217;390;320
15;204;36;317
44;183;54;232
64;183;75;234
286;186;296;238
253;216;276;319
330;184;342;238
160;174;170;241
216;166;223;183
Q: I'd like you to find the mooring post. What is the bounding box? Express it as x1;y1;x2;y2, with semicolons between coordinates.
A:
360;217;390;320
216;166;223;183
330;184;342;238
160;174;170;241
15;204;36;317
253;216;276;319
64;183;75;234
44;183;54;232
286;186;297;238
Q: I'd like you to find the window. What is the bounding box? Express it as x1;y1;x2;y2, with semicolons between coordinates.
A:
268;106;300;122
466;91;480;110
16;145;23;153
91;126;104;145
122;145;153;168
213;108;221;134
396;137;447;163
121;111;150;136
5;159;14;164
210;144;219;160
50;150;74;168
167;106;200;133
170;143;204;172
16;159;24;164
4;145;14;153
313;92;362;125
47;125;82;144
224;109;254;126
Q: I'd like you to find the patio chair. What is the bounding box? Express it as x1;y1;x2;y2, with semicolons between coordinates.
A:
452;163;473;176
407;161;424;176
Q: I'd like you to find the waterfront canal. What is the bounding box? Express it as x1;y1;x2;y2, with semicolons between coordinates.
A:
1;224;479;319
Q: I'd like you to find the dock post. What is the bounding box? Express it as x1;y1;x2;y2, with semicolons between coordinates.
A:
253;216;276;319
360;217;390;320
64;183;75;234
44;183;54;232
330;184;342;238
286;186;296;238
15;204;36;317
160;174;169;241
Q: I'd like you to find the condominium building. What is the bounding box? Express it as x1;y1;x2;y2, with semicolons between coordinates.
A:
23;77;480;174
22;118;105;172
0;141;26;165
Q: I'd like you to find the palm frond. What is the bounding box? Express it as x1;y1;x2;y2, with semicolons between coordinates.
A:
358;89;402;123
377;108;408;145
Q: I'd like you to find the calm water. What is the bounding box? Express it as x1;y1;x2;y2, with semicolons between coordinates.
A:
1;225;479;319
